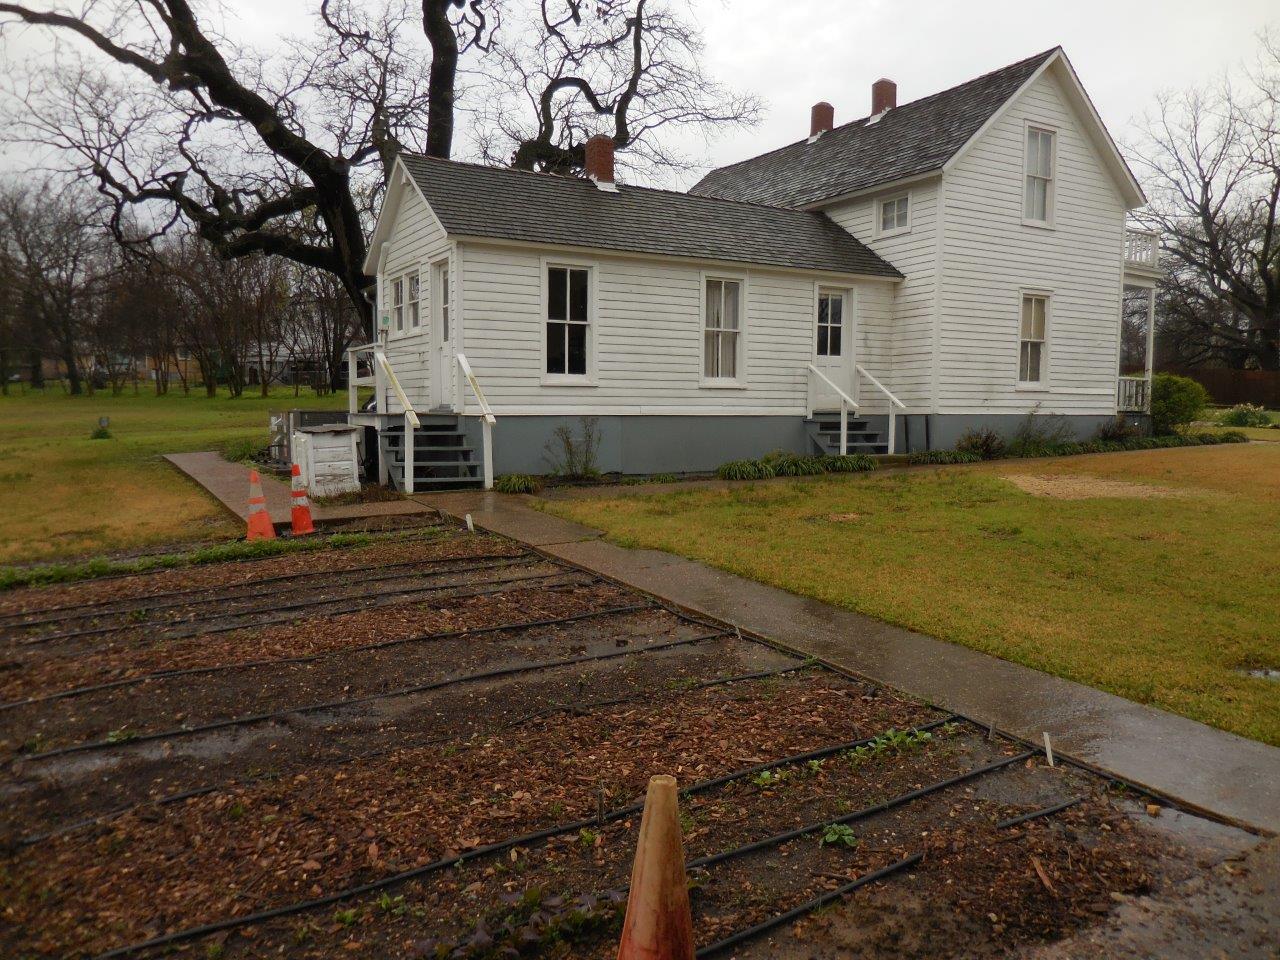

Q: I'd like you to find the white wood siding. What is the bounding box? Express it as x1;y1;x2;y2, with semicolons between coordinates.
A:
938;68;1125;415
822;178;939;411
457;240;891;415
379;184;450;412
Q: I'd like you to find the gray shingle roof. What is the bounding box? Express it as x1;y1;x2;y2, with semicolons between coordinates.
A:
399;154;901;279
690;48;1059;208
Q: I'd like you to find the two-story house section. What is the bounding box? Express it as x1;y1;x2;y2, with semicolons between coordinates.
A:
357;47;1160;489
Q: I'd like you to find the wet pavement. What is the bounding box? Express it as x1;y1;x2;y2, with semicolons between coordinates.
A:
416;490;1280;838
165;451;432;525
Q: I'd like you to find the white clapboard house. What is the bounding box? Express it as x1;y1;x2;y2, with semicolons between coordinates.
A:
356;46;1160;489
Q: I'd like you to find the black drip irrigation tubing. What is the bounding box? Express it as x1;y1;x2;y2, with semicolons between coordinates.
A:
19;631;734;762
695;853;925;958
694;776;1086;957
16;555;547;646
12;660;820;850
996;796;1086;829
0;523;452;599
86;714;961;960
40;570;598;660
0;601;657;712
0;547;526;631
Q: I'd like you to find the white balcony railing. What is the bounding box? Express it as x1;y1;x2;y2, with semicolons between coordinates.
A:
1124;228;1160;270
1117;375;1150;413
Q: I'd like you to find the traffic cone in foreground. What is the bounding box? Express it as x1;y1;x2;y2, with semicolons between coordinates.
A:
616;775;695;960
289;463;316;536
245;469;276;541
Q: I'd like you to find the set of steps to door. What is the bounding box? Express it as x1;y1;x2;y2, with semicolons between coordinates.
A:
379;415;484;491
804;411;889;456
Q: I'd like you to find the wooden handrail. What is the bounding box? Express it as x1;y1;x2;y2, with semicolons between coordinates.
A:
375;352;421;429
855;363;906;410
456;353;496;425
456;353;495;490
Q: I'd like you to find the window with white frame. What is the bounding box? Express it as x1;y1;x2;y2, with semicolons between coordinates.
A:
436;262;450;341
704;278;742;379
879;194;909;234
546;265;589;376
1019;294;1048;383
391;277;405;332
816;290;843;356
1024;127;1055;223
407;271;421;329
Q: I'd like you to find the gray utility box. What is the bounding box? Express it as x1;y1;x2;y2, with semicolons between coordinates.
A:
269;409;352;467
292;424;362;497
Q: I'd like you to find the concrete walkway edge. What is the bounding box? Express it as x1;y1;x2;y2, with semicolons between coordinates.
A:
417;489;1280;836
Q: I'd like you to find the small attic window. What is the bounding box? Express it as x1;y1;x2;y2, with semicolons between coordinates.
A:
877;193;910;236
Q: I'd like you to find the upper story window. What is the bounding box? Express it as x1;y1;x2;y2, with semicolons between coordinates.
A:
1024;127;1055;224
546;265;589;377
878;194;910;236
816;290;844;357
703;277;742;380
1019;293;1048;384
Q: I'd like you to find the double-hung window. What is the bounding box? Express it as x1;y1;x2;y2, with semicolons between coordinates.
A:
879;194;909;235
437;263;450;341
392;277;405;333
407;271;421;330
1019;294;1048;384
703;278;742;380
546;265;589;377
816;290;843;356
1024;127;1055;223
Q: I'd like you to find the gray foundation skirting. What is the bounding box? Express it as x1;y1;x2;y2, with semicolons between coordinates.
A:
465;411;1138;475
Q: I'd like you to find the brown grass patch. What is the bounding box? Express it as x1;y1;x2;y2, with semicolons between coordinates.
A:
1001;474;1188;500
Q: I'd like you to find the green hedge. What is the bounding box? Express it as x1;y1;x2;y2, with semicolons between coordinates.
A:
908;449;982;465
1005;431;1247;459
716;452;876;481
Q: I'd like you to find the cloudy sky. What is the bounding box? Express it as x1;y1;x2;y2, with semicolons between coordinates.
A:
2;0;1275;188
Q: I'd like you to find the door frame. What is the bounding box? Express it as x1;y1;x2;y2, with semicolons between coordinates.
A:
811;283;855;406
430;256;454;410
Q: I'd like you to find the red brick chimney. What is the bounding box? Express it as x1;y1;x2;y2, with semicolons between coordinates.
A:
584;135;616;190
872;78;897;115
810;101;834;138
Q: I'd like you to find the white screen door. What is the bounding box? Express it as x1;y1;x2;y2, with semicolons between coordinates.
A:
812;288;851;408
430;260;453;408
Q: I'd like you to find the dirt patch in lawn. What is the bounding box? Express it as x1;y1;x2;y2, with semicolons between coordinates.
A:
1001;473;1191;501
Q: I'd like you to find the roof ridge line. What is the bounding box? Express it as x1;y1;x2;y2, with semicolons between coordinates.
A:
695;46;1061;182
399;151;833;216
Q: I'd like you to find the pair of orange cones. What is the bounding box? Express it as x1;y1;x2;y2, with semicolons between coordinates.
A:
246;465;315;540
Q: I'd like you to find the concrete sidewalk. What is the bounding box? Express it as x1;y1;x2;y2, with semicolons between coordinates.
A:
416;489;1280;836
164;451;432;526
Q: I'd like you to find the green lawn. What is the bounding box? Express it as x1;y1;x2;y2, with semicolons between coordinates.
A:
0;387;350;564
541;444;1280;746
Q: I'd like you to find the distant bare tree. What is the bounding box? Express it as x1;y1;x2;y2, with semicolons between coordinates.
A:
1129;31;1280;371
0;0;467;329
476;0;761;179
0;184;103;394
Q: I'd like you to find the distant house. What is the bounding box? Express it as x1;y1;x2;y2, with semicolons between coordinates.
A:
359;47;1160;490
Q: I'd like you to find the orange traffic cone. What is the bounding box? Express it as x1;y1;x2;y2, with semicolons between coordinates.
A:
616;775;695;960
246;469;276;541
290;463;316;536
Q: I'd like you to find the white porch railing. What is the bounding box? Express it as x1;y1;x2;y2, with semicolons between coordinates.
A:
805;363;859;455
346;341;422;493
455;353;496;490
1118;375;1151;413
855;363;906;455
1124;228;1160;269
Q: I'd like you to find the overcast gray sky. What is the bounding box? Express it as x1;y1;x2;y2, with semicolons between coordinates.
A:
2;0;1276;188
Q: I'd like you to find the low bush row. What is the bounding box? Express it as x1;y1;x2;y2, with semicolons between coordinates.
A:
1004;431;1248;459
907;449;982;465
716;452;876;481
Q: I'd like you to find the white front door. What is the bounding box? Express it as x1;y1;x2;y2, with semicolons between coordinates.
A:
812;287;852;409
430;259;453;409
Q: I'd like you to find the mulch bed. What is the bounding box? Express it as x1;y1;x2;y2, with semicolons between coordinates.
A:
0;525;1254;960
